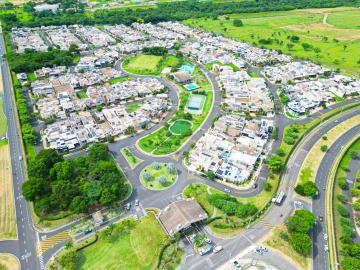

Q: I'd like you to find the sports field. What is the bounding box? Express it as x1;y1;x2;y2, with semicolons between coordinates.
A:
185;7;360;77
0;144;17;239
169;119;193;135
123;54;162;74
76;214;167;270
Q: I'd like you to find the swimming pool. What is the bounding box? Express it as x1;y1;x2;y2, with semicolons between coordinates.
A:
184;83;200;91
180;64;195;74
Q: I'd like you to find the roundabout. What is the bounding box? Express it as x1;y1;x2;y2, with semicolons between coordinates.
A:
169;119;193;135
139;162;178;191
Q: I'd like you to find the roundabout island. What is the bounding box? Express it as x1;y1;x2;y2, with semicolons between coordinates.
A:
140;162;178;191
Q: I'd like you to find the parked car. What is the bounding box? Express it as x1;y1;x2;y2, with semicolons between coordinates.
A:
199;244;212;256
319;216;324;222
135;200;139;206
213;245;223;253
224;188;231;193
233;260;242;269
18;156;22;161
324;245;329;252
205;238;212;244
323;233;328;241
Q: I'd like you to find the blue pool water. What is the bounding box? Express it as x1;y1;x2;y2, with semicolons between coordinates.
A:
184;83;199;91
180;64;194;74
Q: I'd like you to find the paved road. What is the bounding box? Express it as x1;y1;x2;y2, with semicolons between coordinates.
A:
313;125;360;270
0;33;40;270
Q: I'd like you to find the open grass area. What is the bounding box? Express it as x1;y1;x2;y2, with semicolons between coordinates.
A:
126;103;139;113
297;114;360;185
120;147;143;169
0;97;7;137
169;119;192;135
0;145;16;239
140;162;178;190
158;242;182;270
138;66;213;155
0;253;19;270
265;227;309;269
76;91;88;99
76;214;168;270
185;7;360;77
108;76;133;85
123;54;182;76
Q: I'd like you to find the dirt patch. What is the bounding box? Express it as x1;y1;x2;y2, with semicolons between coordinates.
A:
283;23;360;41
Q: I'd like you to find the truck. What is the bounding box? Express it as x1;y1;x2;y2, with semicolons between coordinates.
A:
272;191;286;205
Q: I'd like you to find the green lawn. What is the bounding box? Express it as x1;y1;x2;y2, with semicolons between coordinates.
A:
0;97;7;137
76;214;168;270
76;91;88;99
123;54;163;75
185;7;360;77
138;66;213;155
108;76;133;85
120;147;143;169
140;162;178;190
169;119;192;135
126;103;140;113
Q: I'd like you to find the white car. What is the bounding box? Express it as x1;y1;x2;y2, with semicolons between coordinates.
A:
323;233;328;241
18;156;22;161
213;245;223;253
324;245;329;252
135;200;139;206
224;188;231;193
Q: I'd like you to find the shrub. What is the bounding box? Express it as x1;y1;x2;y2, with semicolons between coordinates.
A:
338;177;348;190
338;205;350;217
336;194;348;203
320;145;328;152
353;199;360;211
233;19;243;27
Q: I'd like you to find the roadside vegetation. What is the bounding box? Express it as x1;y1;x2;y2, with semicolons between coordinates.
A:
0;143;16;239
185;7;360;76
21;144;130;225
265;210;315;269
51;214;168;270
138;66;213;155
333;138;360;270
120;147;143;169
183;183;258;235
0;253;19;270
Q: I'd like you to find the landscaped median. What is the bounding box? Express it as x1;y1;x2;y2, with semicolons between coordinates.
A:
296;114;360;187
327;135;360;270
140;162;178;191
137;66;214;156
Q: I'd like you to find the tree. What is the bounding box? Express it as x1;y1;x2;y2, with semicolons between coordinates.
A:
22;178;47;201
276;148;286;157
159;176;167;185
233;19;243;27
124;126;136;135
353;199;360;211
143;172;153;181
266;155;284;172
264;182;272;192
341;257;360;270
294;184;305;196
350;150;358;160
320;145;328;152
152;162;161;170
29;149;63;180
88;143;109;162
167;163;176;174
341;243;360;258
286;209;315;234
338;177;348;190
303;181;318;197
286;43;294;50
301;43;312;51
338;205;349;217
289;232;312;256
290;35;300;43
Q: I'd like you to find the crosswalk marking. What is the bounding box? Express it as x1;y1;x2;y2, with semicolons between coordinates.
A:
257;219;275;228
37;230;71;255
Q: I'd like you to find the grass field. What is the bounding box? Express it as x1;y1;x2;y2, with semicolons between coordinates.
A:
0;253;19;270
123;54;163;75
169;119;192;135
138;66;213;155
108;76;133;85
0;144;17;239
76;214;167;270
126;103;139;113
140;162;178;190
185;7;360;77
0;97;7;137
120;147;143;169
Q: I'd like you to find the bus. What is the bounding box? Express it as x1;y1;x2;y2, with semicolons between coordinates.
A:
272;191;286;205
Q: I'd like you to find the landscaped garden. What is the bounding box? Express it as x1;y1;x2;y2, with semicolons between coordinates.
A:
138;66;213;155
121;147;143;169
169;119;193;135
183;183;258;236
140;162;178;190
51;214;169;270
